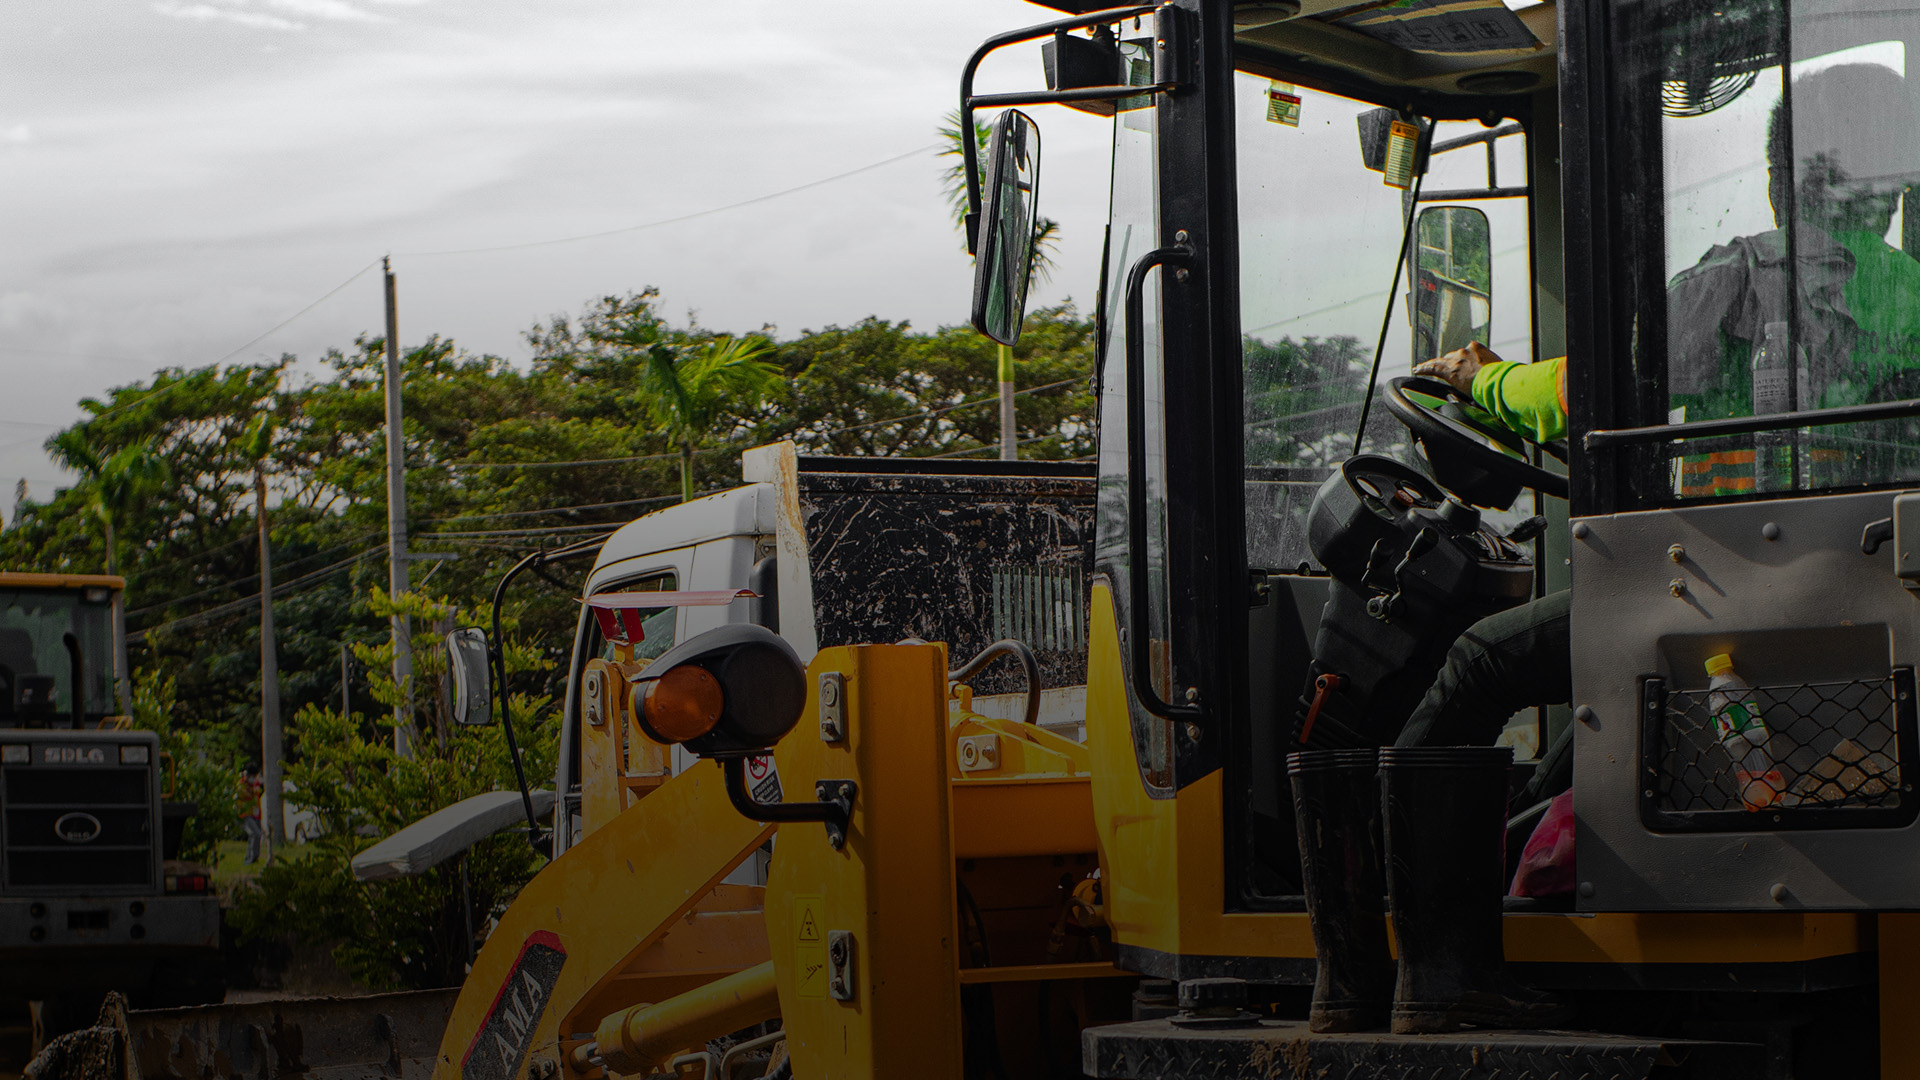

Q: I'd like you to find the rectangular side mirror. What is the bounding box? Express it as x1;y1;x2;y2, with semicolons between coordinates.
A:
447;627;494;726
1412;205;1492;361
970;109;1043;347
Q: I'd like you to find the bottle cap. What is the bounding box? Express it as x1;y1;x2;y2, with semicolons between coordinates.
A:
1705;653;1734;676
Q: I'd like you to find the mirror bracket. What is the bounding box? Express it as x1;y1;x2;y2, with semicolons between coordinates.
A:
959;3;1167;254
721;756;856;850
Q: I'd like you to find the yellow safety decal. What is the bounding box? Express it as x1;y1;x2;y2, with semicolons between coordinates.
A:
794;893;827;999
1383;120;1420;188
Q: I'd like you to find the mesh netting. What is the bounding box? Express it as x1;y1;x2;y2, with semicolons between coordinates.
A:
1654;678;1904;815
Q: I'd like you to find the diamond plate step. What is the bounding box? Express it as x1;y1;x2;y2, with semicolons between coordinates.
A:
1083;1018;1766;1080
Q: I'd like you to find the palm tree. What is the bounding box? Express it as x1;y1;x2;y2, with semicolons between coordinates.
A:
638;336;781;502
939;109;1063;459
47;432;168;713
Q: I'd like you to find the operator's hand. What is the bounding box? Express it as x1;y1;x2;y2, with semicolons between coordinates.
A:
1412;341;1502;397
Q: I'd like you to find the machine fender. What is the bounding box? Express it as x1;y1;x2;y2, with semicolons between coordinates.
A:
431;764;773;1080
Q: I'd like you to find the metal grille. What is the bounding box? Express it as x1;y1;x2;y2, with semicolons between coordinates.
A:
1641;668;1918;831
991;562;1086;653
3;764;155;891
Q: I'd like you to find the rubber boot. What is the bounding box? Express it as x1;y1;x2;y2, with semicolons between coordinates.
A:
1379;746;1566;1034
1288;748;1393;1033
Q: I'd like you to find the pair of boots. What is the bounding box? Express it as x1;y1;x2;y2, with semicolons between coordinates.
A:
1287;745;1563;1035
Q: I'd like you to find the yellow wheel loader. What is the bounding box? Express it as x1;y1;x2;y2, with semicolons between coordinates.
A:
127;0;1920;1076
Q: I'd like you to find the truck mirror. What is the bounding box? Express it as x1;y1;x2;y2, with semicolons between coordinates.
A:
1356;108;1432;179
1411;205;1492;362
446;627;494;726
630;624;806;758
971;109;1043;347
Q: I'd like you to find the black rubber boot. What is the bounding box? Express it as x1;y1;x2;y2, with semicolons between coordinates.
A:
1288;748;1393;1033
1379;746;1566;1034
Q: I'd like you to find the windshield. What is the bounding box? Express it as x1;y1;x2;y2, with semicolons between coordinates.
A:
1610;0;1920;501
0;588;116;721
1235;74;1535;567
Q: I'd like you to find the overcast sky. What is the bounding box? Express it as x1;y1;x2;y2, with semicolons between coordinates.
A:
0;0;1117;502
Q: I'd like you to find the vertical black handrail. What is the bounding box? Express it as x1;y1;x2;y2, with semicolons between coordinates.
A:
1122;244;1200;720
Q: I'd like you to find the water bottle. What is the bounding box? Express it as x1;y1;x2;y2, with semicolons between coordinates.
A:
1751;321;1810;493
1704;653;1781;810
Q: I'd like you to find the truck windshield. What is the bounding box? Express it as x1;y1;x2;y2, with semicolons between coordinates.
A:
0;589;115;721
1235;73;1534;566
1612;0;1920;500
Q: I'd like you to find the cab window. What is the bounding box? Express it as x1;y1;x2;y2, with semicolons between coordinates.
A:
1235;74;1534;566
1612;0;1920;500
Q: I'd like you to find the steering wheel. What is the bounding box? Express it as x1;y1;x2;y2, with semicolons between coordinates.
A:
1383;375;1568;505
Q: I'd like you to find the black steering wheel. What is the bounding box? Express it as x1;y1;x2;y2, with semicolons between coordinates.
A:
1382;375;1569;505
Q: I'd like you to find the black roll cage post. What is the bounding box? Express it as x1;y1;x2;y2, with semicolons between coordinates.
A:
958;3;1175;255
490;533;608;854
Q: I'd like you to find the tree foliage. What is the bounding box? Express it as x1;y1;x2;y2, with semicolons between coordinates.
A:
0;288;1097;980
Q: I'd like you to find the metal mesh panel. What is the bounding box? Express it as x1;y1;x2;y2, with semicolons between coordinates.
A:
1642;668;1918;831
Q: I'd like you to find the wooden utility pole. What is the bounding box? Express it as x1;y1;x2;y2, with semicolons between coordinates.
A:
998;343;1016;460
256;470;284;852
383;257;415;757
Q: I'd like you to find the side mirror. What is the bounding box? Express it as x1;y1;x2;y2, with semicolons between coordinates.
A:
1411;205;1492;362
629;624;807;757
971;109;1043;347
446;627;494;726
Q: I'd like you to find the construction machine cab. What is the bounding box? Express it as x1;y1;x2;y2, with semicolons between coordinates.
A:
0;575;119;729
966;0;1920;951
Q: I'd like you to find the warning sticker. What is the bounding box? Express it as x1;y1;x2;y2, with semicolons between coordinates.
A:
794;893;826;999
747;753;782;804
1266;82;1301;127
1382;120;1420;189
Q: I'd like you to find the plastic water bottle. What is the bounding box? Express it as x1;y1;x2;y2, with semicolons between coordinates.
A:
1751;321;1810;493
1705;653;1781;810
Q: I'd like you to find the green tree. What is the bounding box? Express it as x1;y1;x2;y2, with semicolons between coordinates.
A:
228;589;559;990
639;335;780;502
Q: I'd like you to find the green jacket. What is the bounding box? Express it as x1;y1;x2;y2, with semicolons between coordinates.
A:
1470;356;1566;443
1666;224;1920;419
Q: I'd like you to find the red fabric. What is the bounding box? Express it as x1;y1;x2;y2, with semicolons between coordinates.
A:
1509;790;1575;898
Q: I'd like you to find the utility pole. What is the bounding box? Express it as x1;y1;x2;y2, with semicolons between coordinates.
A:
383;256;415;757
998;343;1016;461
256;470;284;853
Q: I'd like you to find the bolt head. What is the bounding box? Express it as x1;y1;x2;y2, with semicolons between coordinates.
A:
1572;521;1591;539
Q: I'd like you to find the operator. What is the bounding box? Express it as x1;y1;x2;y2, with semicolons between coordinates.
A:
1668;62;1920;490
1395;341;1571;802
1393;60;1920;790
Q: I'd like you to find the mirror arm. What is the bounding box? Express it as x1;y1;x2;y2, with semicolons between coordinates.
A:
489;534;607;853
720;757;856;850
1121;243;1201;722
960;3;1159;254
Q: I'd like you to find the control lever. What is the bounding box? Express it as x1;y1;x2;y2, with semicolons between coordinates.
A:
1506;515;1550;544
1367;527;1440;622
1864;517;1894;555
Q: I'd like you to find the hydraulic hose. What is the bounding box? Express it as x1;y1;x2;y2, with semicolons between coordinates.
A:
948;639;1042;728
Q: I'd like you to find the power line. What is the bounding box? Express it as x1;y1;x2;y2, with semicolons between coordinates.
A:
397;145;943;259
417;493;683;524
25;260;385;445
130;546;385;642
126;530;385;616
438;375;1091;470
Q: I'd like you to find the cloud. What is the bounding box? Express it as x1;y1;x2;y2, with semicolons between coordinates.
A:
259;0;389;23
151;2;307;31
3;125;28;144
